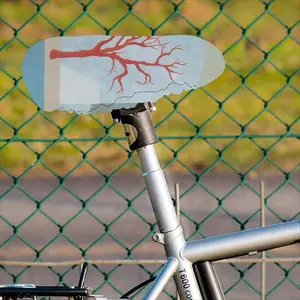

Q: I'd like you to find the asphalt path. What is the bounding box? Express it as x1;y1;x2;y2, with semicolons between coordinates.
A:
0;172;299;299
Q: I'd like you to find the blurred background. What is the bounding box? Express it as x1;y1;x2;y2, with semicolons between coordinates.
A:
0;0;299;299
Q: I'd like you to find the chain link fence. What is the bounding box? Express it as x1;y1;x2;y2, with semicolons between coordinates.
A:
0;0;299;299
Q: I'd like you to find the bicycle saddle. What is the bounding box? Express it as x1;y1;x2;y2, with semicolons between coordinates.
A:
22;35;225;114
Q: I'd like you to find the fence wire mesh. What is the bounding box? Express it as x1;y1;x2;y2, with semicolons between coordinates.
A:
0;0;299;299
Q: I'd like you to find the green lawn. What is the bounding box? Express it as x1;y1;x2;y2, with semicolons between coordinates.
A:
0;0;299;177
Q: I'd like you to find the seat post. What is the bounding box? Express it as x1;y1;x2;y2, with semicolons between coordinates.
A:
111;102;180;233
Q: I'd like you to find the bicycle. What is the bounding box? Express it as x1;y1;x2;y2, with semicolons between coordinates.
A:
1;35;299;300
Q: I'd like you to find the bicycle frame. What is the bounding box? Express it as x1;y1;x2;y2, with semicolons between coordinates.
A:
137;143;300;300
114;103;300;300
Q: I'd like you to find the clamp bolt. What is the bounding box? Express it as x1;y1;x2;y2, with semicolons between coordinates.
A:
152;232;164;244
153;233;160;241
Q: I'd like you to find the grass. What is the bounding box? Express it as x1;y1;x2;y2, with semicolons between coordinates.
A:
0;0;299;178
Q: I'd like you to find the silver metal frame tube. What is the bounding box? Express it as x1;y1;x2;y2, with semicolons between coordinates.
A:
142;257;178;300
183;220;300;263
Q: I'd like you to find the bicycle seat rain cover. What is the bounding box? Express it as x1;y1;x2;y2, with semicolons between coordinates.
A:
22;35;225;114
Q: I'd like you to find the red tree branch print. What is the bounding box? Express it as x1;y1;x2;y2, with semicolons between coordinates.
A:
49;36;186;93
